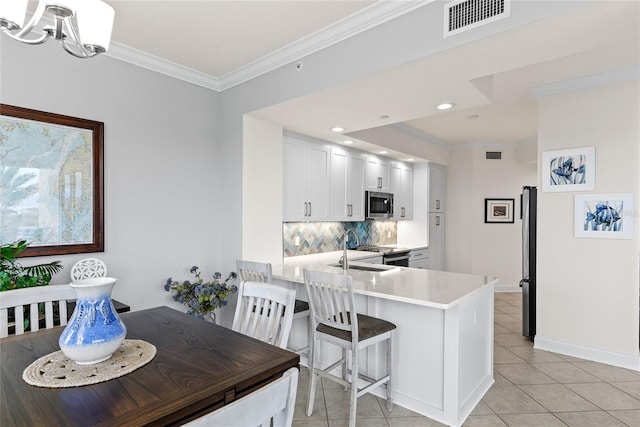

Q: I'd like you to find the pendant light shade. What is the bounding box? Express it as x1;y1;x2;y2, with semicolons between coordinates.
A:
0;0;28;30
76;0;115;52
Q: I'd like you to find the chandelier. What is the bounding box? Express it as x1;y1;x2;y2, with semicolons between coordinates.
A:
0;0;114;58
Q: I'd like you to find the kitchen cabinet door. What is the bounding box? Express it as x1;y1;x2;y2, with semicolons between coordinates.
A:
348;153;365;220
428;213;445;270
283;138;308;221
391;163;413;220
365;157;390;191
329;147;364;221
283;136;330;221
428;164;446;213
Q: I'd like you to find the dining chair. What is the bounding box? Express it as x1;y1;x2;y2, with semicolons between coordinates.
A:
184;367;299;427
0;284;76;338
236;259;312;355
303;269;396;427
232;281;296;349
70;258;107;281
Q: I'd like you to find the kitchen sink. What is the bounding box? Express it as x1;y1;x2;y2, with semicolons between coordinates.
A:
329;263;389;272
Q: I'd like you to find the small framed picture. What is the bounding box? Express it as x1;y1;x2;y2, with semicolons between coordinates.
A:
542;146;595;192
575;193;633;239
485;198;515;223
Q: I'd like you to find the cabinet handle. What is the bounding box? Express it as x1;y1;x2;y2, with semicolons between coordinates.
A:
402;207;405;218
308;202;311;216
377;177;382;189
348;204;352;216
436;215;440;226
436;200;440;210
304;202;308;216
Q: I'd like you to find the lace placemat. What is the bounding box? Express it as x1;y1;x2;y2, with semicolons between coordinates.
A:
23;339;156;388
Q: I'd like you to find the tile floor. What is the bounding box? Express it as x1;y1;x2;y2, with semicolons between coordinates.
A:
292;292;640;427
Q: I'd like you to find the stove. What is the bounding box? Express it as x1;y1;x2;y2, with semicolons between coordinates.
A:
356;245;410;266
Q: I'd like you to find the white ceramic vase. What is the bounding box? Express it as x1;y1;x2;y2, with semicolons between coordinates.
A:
59;277;127;365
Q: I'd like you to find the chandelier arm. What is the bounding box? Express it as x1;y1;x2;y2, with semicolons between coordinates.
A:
60;18;96;59
7;1;49;44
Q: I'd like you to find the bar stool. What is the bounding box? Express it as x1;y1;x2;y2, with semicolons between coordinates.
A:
304;268;395;427
236;260;312;356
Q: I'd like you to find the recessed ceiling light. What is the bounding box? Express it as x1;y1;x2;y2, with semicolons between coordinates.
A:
468;114;480;119
343;140;354;145
331;126;344;132
379;115;390;120
379;151;388;154
436;103;455;110
404;158;415;162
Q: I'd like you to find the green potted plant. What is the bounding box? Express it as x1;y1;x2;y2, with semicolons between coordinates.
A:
0;240;63;292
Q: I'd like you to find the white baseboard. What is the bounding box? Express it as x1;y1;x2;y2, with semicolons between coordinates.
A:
494;285;521;292
535;336;640;371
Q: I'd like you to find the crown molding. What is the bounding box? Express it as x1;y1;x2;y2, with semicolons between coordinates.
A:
105;1;431;92
106;42;222;91
217;1;432;91
531;65;640;98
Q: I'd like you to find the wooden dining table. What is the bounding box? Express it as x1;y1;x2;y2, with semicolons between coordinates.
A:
1;306;299;426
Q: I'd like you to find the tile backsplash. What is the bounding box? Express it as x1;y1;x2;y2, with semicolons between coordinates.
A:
283;221;397;257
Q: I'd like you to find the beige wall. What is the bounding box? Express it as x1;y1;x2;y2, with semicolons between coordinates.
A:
535;71;639;363
242;115;284;265
446;144;537;287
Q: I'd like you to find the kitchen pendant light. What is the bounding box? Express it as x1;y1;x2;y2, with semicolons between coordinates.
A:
0;0;115;58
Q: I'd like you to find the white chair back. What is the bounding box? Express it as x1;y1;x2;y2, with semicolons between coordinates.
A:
0;285;76;338
303;269;357;338
70;258;107;281
184;367;299;427
236;259;273;282
232;281;295;349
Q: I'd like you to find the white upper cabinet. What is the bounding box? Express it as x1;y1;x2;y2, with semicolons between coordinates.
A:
283;136;330;221
428;163;446;212
428;212;445;270
365;156;390;191
390;162;413;220
329;146;365;221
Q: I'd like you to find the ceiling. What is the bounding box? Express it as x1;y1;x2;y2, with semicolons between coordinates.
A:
103;1;639;162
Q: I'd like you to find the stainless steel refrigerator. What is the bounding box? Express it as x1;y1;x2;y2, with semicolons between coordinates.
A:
520;186;537;341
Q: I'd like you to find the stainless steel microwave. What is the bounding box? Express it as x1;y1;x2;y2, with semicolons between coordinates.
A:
365;191;394;219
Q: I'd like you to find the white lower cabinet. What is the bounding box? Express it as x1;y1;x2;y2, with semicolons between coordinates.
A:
409;247;429;269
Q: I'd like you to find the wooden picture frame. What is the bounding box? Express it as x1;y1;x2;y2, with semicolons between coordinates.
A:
485;198;515;224
0;104;104;257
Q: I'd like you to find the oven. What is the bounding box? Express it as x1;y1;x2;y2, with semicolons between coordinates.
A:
383;250;410;267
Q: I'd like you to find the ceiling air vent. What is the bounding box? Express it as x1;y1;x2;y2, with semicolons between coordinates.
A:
444;0;510;38
486;151;502;160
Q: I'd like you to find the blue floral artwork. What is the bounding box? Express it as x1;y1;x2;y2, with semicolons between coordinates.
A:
542;147;595;192
575;193;633;239
549;155;586;186
582;200;623;232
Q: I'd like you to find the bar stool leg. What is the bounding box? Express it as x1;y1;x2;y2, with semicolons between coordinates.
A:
349;346;358;427
386;331;394;411
306;334;318;417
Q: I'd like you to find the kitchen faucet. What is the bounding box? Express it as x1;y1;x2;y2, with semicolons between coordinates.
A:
341;228;360;270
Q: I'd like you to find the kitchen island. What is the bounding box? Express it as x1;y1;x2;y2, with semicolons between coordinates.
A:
272;251;496;427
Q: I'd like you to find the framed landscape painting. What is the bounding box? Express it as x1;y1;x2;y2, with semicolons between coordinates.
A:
0;104;104;256
574;193;632;239
542;146;595;192
485;198;515;223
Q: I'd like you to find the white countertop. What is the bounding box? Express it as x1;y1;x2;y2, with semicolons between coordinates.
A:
274;251;497;309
